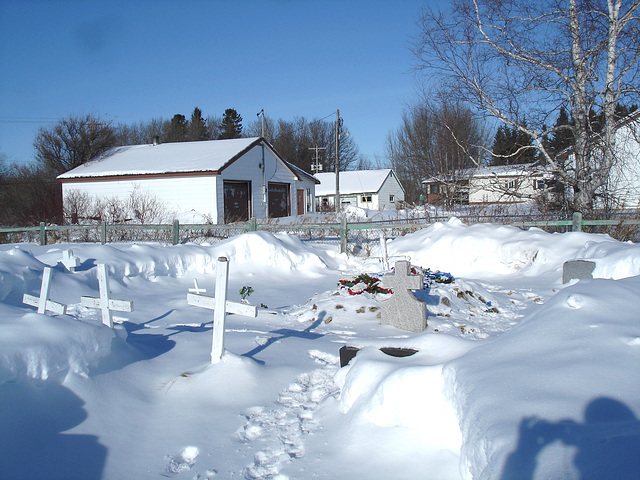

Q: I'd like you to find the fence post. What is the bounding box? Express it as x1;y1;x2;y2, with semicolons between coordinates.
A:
249;217;257;231
340;218;348;254
100;222;107;245
39;222;46;246
572;212;583;232
172;219;180;245
380;230;389;270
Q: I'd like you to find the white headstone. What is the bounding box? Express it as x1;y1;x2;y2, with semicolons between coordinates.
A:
81;264;134;328
22;266;67;315
61;249;81;272
380;260;427;332
187;257;257;364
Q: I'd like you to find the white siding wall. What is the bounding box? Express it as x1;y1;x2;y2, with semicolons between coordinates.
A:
317;176;406;211
376;174;405;210
62;142;317;224
469;176;536;203
219;145;316;220
62;176;219;222
356;193;377;209
606;122;640;209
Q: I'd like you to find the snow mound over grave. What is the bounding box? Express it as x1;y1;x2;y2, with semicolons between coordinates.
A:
211;231;330;273
0;308;114;385
0;247;51;303
333;336;478;479
388;218;640;279
23;231;337;284
445;275;640;479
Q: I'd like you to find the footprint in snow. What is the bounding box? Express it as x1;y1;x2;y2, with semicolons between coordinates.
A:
238;350;339;479
164;446;200;476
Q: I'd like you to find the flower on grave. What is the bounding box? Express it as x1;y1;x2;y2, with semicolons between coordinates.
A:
339;273;393;295
485;301;499;313
239;285;254;302
392;265;455;289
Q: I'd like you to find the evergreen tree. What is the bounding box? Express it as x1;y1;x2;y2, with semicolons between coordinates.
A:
165;114;188;143
491;124;536;165
547;107;574;159
218;108;243;139
187;107;209;141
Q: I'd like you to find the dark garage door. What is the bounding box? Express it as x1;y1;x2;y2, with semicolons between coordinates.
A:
268;182;290;218
223;181;250;223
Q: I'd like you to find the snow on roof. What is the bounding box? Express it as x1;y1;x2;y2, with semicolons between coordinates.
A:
422;163;553;183
314;169;395;196
57;137;261;179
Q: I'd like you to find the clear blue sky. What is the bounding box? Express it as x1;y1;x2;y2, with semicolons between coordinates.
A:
0;0;433;167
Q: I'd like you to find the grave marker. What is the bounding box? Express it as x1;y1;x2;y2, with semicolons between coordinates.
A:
187;257;258;364
81;264;134;328
563;260;596;283
380;260;427;332
22;267;67;315
61;249;81;272
189;279;206;294
380;231;389;270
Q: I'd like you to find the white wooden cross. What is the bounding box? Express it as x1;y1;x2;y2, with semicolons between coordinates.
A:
81;263;134;328
380;231;389;270
23;267;67;315
186;257;258;364
188;279;206;294
61;249;81;272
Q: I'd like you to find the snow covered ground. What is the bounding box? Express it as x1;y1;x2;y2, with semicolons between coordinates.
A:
1;219;639;479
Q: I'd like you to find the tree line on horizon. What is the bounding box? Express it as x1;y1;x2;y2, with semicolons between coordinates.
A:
2;0;640;225
0;106;366;225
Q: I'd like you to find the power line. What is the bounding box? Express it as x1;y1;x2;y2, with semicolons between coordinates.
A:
0;116;59;124
285;112;337;137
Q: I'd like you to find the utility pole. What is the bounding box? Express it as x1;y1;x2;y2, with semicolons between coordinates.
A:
257;109;265;137
309;146;326;173
335;109;340;212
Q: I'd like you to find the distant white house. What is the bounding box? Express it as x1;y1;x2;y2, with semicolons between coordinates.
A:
57;137;319;224
314;169;405;210
422;111;640;209
423;163;560;205
599;111;640;209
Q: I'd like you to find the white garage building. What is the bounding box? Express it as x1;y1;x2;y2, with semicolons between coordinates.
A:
57;137;318;224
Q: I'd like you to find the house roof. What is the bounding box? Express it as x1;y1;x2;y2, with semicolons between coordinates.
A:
464;163;548;178
422;163;552;183
314;169;402;196
57;137;319;183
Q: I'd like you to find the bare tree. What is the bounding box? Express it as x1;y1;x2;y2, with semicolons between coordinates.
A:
387;95;487;204
0;151;8;178
115;118;166;145
34;114;116;175
244;112;277;140
0;164;62;225
127;184;168;223
245;114;363;173
62;189;94;224
415;0;640;213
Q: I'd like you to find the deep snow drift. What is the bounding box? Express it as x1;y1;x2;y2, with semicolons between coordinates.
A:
1;219;639;479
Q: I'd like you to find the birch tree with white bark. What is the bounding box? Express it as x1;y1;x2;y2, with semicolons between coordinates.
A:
414;0;640;212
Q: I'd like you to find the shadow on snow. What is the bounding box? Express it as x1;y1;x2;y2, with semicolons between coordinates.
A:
501;396;640;479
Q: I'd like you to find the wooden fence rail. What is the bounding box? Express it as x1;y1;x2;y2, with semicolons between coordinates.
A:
2;212;639;253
